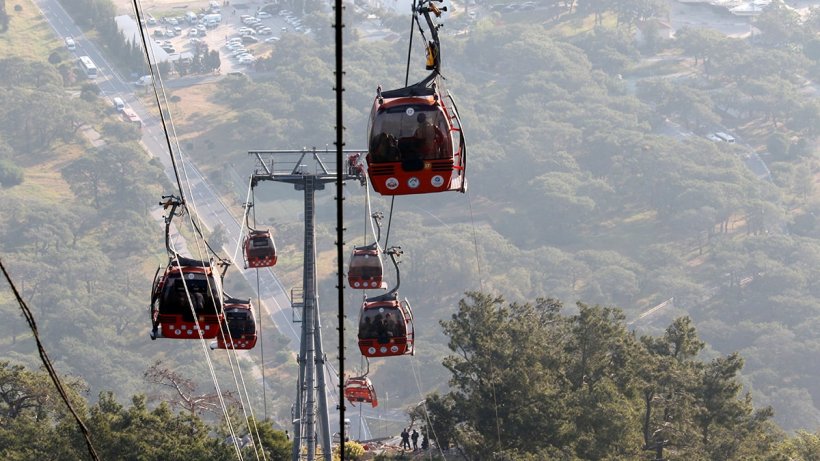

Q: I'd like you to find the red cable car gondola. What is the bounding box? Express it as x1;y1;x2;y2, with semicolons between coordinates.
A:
357;293;414;358
150;256;223;340
366;1;466;196
348;243;386;290
243;229;277;269
344;376;379;408
211;296;257;350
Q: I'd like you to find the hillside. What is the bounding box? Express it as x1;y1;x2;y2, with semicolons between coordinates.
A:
3;0;820;458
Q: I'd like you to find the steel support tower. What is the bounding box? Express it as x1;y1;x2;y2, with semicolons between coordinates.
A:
250;148;363;461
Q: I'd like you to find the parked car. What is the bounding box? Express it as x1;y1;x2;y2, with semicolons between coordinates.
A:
256;11;272;18
258;27;273;35
242;35;259;44
264;36;280;42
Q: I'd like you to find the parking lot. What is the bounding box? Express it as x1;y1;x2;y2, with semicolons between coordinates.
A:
142;0;311;74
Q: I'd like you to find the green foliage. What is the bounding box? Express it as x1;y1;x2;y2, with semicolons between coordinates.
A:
429;293;781;458
0;158;23;187
0;363;294;460
101;120;141;143
333;440;365;460
767;133;789;159
80;82;99;101
55;0;115;30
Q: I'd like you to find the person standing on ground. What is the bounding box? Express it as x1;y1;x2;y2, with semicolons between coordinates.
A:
400;428;411;450
411;429;419;451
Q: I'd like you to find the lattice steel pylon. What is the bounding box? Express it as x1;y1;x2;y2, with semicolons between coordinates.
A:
250;148;364;461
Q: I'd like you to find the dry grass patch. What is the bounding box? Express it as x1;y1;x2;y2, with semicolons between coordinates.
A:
0;0;61;60
166;84;237;137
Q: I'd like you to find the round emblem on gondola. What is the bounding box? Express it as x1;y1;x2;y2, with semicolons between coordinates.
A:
380;346;388;353
405;108;415;116
431;175;444;187
391;345;399;353
368;347;376;355
385;177;399;190
408;177;420;189
187;273;195;279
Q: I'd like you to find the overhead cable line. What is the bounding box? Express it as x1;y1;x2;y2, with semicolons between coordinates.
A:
0;258;101;461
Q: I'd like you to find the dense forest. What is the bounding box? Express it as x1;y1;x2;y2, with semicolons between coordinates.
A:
4;0;820;458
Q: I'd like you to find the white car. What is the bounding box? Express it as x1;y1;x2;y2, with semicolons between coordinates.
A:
238;27;255;35
256;11;272;19
243;17;261;25
258;27;273;35
231;48;248;56
64;36;76;50
279;9;290;16
264;36;280;42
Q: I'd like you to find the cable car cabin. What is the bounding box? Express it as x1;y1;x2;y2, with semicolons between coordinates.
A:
366;83;466;195
358;294;414;358
348;244;386;290
344;376;378;408
244;229;277;269
212;297;257;350
150;257;222;340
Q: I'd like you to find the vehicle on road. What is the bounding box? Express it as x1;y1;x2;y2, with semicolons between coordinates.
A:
78;55;97;79
121;107;143;128
65;36;76;50
112;97;125;111
135;75;153;86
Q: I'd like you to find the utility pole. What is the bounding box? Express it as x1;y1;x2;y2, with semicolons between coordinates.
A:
250;148;364;461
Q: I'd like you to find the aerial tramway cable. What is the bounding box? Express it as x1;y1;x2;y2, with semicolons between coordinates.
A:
128;0;264;454
0;259;102;461
166;237;244;459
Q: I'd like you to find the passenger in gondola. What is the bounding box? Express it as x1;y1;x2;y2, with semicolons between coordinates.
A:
360;316;374;339
371;132;399;163
414;112;443;160
193;291;205;312
375;313;389;343
385;312;397;337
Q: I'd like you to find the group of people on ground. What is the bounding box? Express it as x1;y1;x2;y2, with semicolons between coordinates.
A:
400;427;427;451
